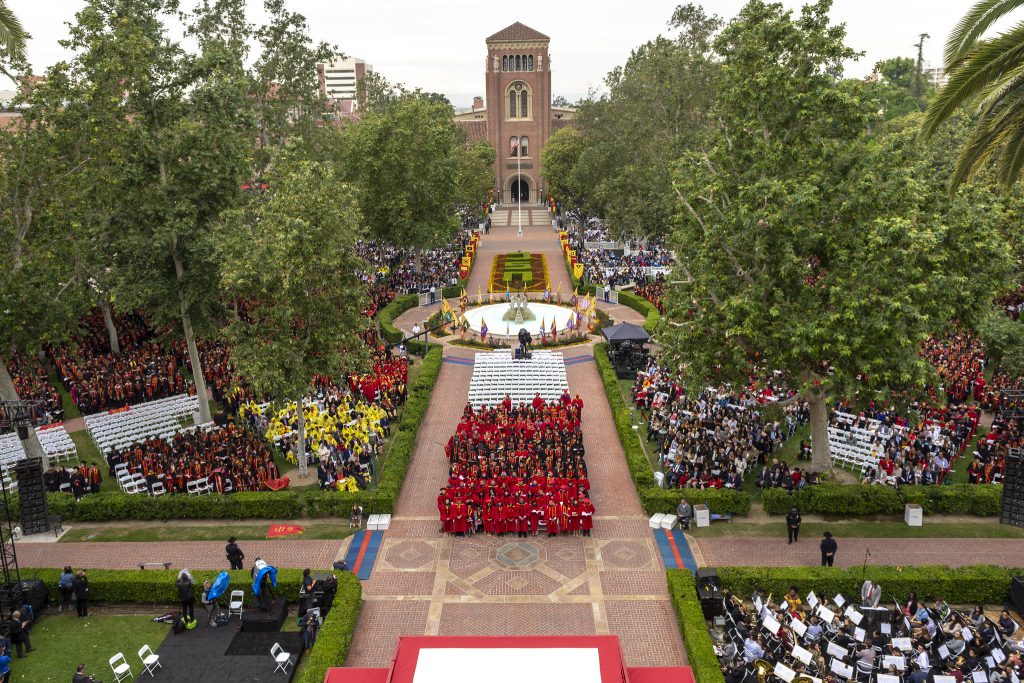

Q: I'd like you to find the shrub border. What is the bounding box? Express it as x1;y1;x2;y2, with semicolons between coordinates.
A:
714;565;1022;606
761;483;1003;517
667;569;727;683
593;342;752;516
20;567;361;683
34;346;443;522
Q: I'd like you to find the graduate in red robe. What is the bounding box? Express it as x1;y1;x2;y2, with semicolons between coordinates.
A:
545;500;561;536
579;495;595;537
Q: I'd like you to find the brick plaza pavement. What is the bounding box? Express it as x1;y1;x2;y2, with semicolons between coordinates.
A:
345;348;688;669
345;209;688;668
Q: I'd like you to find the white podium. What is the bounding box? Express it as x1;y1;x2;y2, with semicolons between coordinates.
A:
694;504;710;528
904;504;923;527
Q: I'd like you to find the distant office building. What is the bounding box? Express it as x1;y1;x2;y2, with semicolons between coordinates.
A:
317;57;372;103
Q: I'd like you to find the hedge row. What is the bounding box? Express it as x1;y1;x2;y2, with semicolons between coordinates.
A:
20;567;362;683
33;347;443;522
762;483;1003;516
667;570;727;683
616;290;661;336
594;342;751;516
298;570;362;683
715;565;1022;606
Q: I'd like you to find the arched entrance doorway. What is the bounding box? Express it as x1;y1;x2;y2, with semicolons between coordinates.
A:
510;177;530;203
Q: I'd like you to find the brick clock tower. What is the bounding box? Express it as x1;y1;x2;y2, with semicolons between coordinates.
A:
485;22;551;205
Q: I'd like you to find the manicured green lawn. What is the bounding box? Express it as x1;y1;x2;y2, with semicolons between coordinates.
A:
8;614;169;682
61;523;356;543
686;520;1024;539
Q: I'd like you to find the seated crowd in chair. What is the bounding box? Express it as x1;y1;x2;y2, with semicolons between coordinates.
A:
104;423;279;494
437;393;594;536
2;352;63;427
634;360;808;491
48;310;191;415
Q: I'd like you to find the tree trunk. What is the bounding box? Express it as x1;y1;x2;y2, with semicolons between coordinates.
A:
0;358;49;469
296;400;307;478
171;245;211;425
99;297;120;354
806;389;832;474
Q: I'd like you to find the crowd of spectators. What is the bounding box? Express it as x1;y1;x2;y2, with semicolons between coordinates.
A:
3;353;63;427
48;310;190;415
437;393;594;536
830;400;980;486
920;331;988;405
105;423;280;494
632;360;809;491
995;284;1024;320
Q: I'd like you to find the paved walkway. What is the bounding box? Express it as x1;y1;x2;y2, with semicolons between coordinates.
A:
690;536;1024;568
346;211;688;669
16;538;348;570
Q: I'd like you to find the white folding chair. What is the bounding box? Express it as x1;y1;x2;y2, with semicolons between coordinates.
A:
110;652;134;682
137;644;162;677
229;590;244;619
271;643;292;674
186;480;201;496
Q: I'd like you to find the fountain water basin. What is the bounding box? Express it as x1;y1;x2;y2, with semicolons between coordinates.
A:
462;302;577;337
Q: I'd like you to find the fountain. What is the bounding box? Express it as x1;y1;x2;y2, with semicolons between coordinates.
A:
461;296;575;336
502;292;536;324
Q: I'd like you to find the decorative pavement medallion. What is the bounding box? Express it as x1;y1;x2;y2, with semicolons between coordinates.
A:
492;540;544;569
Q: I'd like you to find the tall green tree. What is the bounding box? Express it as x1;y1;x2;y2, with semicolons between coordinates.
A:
73;0;253;424
219;154;367;478
565;4;720;238
455;139;495;211
921;0;1024;189
339;93;462;250
0;69;89;464
663;0;1016;472
541;127;588;215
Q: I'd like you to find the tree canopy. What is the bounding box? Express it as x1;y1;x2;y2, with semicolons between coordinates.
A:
662;0;1018;472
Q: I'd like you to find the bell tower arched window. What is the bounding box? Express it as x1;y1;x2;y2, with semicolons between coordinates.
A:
519;136;529;157
502;55;508;71
505;81;531;121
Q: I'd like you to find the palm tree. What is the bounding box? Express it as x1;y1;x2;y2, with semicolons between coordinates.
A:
921;0;1024;190
0;1;26;64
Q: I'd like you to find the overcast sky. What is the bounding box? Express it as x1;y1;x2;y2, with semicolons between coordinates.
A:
11;1;991;108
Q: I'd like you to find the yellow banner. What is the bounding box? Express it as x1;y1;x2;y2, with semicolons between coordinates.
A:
573;263;583;279
462;257;471;268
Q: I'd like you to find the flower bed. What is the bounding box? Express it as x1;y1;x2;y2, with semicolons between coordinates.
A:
488;252;550;292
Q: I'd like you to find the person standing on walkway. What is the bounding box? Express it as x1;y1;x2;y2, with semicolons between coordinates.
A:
72;570;90;617
226;536;245;570
786;506;802;544
820;531;837;566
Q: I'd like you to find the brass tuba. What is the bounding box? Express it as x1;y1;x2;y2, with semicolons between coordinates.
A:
754;659;773;683
793;676;815;683
953;656;965;670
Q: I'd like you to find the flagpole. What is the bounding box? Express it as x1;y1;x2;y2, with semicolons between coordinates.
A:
517;136;523;237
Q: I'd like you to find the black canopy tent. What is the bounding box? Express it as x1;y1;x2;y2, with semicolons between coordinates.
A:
601;323;650;379
600;322;650;344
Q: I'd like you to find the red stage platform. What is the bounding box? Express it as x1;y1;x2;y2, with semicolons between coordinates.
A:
324;636;694;683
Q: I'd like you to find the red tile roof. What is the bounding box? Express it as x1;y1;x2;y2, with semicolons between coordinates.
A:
486;22;549;43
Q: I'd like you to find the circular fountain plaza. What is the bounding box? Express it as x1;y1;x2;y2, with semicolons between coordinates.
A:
462;302;576;336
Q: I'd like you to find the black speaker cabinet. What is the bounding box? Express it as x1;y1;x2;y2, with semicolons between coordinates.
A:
1012;575;1024;616
14;459;49;536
